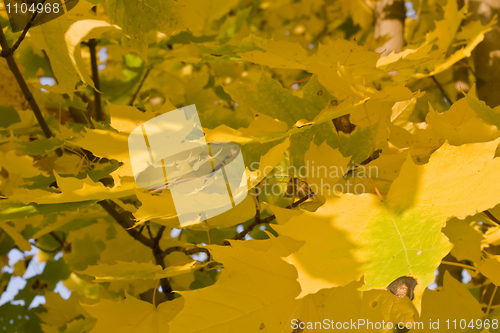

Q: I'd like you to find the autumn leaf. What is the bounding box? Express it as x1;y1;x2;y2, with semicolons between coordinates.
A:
2;0;500;331
83;294;184;333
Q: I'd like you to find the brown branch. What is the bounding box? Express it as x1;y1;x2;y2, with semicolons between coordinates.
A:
0;21;63;157
154;226;166;244
161;246;211;261
98;200;154;248
88;38;103;121
153;249;175;300
232;192;315;241
233;214;277;241
99;199;175;300
290;192;315;208
8;0;47;56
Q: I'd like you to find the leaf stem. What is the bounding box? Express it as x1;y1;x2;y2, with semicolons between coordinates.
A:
152;279;160;306
286;77;311;89
487;285;498;315
441;260;477;271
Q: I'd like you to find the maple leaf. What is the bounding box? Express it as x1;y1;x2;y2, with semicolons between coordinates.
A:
1;0;500;330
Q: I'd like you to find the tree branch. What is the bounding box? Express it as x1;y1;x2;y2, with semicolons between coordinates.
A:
99;199;176;300
153;249;176;300
129;67;151;106
98;200;154;248
231;192;315;241
233;214;277;241
7;0;47;56
0;21;63;157
161;246;211;261
49;231;65;247
88;38;103;121
154;226;166;244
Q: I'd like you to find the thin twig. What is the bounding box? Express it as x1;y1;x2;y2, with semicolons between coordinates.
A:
0;21;63;157
147;225;154;239
152;279;160;306
286;77;311;89
153;249;175;300
233;214;276;241
487;285;498;315
154;226;166;244
8;0;47;56
129;67;151;106
430;76;452;106
484;210;500;227
49;232;65;246
290;192;314;208
88;38;103;121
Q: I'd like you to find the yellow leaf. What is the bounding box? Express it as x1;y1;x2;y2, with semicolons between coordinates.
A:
0;151;40;178
426;92;500;146
15;173;137;204
376;44;434;72
273;139;500;309
247;138;290;188
388;139;500;219
169;238;302;332
37;292;88;327
108;100;177;134
204;112;288;144
0;58;26;110
79;260;204;281
169;237;417;332
29;1;107;97
238;36;308;70
83;294;183;333
419;272;484;331
74;129;132;178
179;0;239;34
98;224;154;265
303;141;350;197
442;217;484;264
133;189;178;223
480;256;500;286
